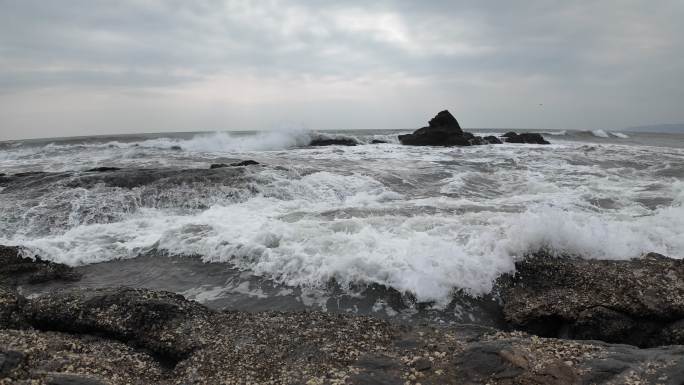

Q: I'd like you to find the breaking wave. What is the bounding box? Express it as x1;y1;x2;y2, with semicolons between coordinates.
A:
1;130;683;305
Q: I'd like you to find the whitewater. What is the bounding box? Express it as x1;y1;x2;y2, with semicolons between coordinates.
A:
1;128;683;316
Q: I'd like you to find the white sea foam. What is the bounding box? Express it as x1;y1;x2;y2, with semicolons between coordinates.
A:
2;134;684;305
591;129;610;138
135;129;314;152
611;132;630;139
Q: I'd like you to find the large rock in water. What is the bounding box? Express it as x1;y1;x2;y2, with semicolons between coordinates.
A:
502;131;550;144
498;253;684;347
398;110;473;146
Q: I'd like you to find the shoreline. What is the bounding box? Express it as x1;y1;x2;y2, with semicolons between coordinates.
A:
3;246;684;384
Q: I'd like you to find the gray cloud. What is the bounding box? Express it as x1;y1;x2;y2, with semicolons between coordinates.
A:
1;0;683;140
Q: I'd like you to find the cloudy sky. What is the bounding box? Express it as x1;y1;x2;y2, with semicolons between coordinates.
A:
1;0;682;140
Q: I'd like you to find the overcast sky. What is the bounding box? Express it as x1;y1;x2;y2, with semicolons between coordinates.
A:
1;1;683;140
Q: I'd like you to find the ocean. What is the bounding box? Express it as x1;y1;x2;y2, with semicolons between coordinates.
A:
1;128;683;325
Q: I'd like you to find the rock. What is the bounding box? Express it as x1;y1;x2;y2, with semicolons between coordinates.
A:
428;110;463;133
23;287;211;363
309;138;358;146
452;342;529;382
398;110;472;146
370;139;388;144
210;160;259;169
502;132;550;144
58;167;247;189
1;329;165;384
0;245;81;287
170;145;182;151
348;372;403;385
85;167;121;172
13;171;46;177
2;287;684;384
0;350;24;377
483;135;503;144
498;253;684;347
356;354;400;371
412;357;432;371
0;286;27;329
48;374;107;385
230;160;259;167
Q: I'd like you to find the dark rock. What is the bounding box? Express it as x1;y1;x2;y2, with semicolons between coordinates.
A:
0;350;24;377
0;286;27;329
398;110;472;146
59;167;246;189
498;253;684;347
356;354;400;371
48;374;107;385
23;287;211;364
483;135;503;144
349;372;403;385
230;160;259;167
452;342;529;382
85;167;121;172
309;138;358;146
12;171;46;177
2;286;684;384
211;160;259;169
0;245;81;287
502;132;550;144
428;110;463;133
468;136;487;146
412;357;432;371
370;139;388;144
170;145;182;151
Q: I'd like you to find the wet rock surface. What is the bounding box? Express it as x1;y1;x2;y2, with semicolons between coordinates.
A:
0;246;80;287
0;167;248;192
498;253;684;347
210;160;260;169
85;167;121;172
4;252;684;383
0;284;683;384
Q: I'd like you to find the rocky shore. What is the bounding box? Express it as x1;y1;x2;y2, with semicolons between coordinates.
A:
2;247;684;384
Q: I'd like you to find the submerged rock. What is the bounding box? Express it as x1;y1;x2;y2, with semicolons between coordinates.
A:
85;167;121;172
498;253;684;347
231;160;259;167
210;160;260;169
309;138;358;146
502;132;550;144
